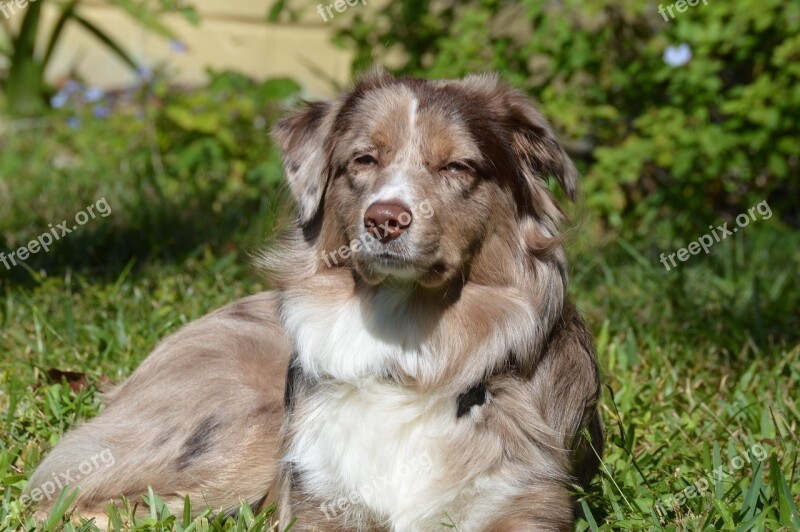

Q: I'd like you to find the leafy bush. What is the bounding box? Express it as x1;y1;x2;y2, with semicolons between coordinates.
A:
150;70;297;205
324;0;800;238
0;69;298;281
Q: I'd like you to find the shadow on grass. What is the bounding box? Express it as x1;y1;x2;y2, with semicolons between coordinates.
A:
0;188;291;288
571;224;800;354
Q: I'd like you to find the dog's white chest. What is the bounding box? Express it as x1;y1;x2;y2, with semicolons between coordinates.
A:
287;379;469;530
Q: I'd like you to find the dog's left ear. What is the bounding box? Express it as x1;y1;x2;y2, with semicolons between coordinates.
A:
272;100;341;226
505;90;578;203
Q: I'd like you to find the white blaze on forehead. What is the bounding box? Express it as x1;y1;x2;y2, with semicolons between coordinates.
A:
367;95;421;207
408;96;418;135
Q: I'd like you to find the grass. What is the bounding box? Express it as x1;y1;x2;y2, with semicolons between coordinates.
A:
1;104;798;531
571;226;800;530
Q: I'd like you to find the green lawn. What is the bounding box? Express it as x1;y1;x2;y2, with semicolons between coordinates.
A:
1;106;798;531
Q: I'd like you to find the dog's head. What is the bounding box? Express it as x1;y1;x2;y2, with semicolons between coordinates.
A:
272;71;577;289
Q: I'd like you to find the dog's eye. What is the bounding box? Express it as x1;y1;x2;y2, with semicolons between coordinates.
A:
354;154;378;166
441;162;471;175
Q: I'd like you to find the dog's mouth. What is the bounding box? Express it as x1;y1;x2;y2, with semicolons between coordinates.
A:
362;251;423;279
323;225;454;287
354;249;454;288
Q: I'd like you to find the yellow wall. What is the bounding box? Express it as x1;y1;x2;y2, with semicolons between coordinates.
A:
41;0;358;98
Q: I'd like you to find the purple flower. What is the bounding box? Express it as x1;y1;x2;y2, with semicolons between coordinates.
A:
663;43;692;67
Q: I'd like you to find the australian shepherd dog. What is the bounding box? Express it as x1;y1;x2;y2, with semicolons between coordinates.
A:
28;70;603;531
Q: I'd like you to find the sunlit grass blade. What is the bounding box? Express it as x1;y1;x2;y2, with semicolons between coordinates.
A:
43;488;80;532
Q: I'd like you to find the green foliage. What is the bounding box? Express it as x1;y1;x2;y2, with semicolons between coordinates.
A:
155;71;299;197
327;0;800;238
0;69;297;283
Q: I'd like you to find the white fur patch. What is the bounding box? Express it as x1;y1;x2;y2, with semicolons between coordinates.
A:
283;287;436;381
367;170;415;208
408;97;418;129
287;379;481;530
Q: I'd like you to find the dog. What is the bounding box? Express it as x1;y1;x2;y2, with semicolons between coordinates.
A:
27;70;603;531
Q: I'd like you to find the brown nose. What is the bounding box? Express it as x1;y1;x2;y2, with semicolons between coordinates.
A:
364;201;413;243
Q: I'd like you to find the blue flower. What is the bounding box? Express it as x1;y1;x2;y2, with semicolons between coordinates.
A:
67;117;81;129
169;39;188;53
84;87;105;103
137;65;153;80
50;91;69;109
663;43;692;67
93;105;111;118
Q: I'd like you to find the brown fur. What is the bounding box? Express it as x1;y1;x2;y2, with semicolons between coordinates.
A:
27;71;602;531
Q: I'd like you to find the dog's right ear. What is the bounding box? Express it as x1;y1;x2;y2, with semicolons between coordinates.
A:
272;100;340;226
